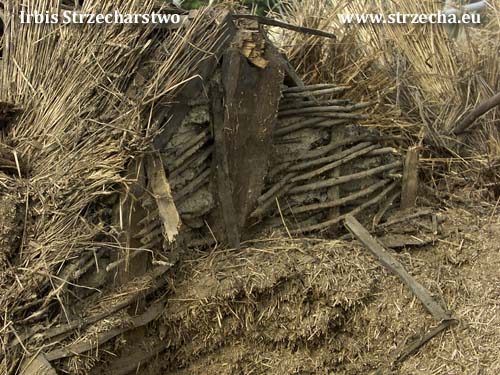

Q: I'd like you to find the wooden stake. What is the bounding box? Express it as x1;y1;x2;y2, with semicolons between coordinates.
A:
401;146;419;210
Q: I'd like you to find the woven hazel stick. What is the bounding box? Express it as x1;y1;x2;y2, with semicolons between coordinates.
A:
283;87;350;98
278;102;372;117
291;144;379;183
283;83;341;93
279;99;351;111
287;179;390;215
289;142;374;172
289;161;403;195
291;181;398;233
275;118;347;137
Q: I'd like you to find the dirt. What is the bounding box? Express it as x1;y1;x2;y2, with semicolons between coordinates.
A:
77;193;500;375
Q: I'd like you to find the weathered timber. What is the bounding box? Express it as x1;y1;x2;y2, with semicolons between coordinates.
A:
345;215;452;322
401;146;419;210
209;42;284;239
152;13;236;151
210;74;240;248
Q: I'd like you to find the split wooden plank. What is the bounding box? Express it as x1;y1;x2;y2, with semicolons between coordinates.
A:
210;73;240;249
344;215;451;322
210;42;284;240
401;146;419;210
145;154;181;243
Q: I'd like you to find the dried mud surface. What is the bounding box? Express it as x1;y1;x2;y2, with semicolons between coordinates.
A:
127;199;499;375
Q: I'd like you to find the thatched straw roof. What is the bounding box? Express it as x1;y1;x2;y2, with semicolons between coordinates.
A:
0;1;233;371
275;0;500;155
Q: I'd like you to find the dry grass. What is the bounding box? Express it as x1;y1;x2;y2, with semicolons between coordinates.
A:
273;0;500;187
0;1;231;371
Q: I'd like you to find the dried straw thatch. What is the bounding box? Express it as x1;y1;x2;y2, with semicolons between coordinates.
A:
274;0;500;186
0;1;232;371
1;0;499;374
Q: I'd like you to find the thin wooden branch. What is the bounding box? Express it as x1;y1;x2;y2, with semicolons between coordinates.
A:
170;145;213;178
365;147;400;157
289;142;374;172
283;83;342;93
169;130;210;170
344;215;452;322
452;91;500;134
275;118;347;137
299;112;369;120
288;179;390;215
283;87;349;98
291;181;398;233
289;161;402;194
395;320;455;363
301;135;399;160
378;209;433;229
174;168;210;204
278;102;372;117
231;14;337;39
279;99;351;111
45;302;165;361
372;191;400;229
39;265;170;342
291;144;378;183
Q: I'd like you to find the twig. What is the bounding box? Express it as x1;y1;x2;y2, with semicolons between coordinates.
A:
378;209;433;229
292;182;398;233
288;179;390;215
279;99;351;111
344;215;452;322
452;91;500;134
231;14;337;39
283;84;341;93
395;320;455;363
275;118;346;137
289;142;373;172
372;191;400;229
291;144;379;183
44;302;165;361
290;161;402;194
283;87;349;98
278;102;372;117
